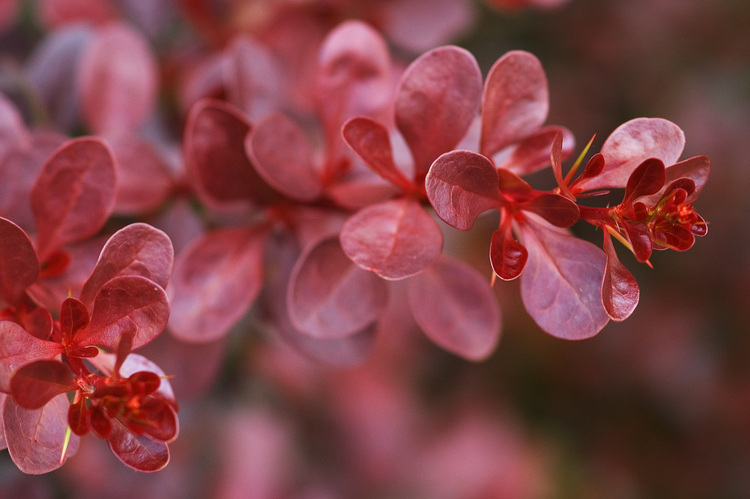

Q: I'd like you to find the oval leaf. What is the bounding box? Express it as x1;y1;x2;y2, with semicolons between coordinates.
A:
340;198;443;280
622;158;666;205
80;223;174;307
490;227;528;281
169;226;268;343
480;50;549;157
10;360;76;410
396;46;482;173
107;418;169;472
408;257;501;360
4;393;80;474
287;237;388;339
0;217;39;304
426;150;501;231
0;321;63;392
75;275;170;350
602;232;639;321
30;136;117;260
519;217;610;340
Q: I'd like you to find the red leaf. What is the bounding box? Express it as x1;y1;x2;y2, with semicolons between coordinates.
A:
0;321;63;392
80;223;174;307
60;297;89;343
340;198;443;280
576;118;685;191
78;23;157;134
601;232;640;321
287;237;388;339
622;158;666;205
496;125;575;177
638;155;711;206
74;276;170;350
107;418;169;472
3;393;80;474
222;35;280;120
0;91;29;158
10;360;76;409
396;46;482;173
480;51;549;157
408;257;501;360
30;137;117;260
245;113;323;201
426;150;502;231
521;193;580;228
126;397;178;442
490;227;528;281
91;352;177;406
621;221;653;263
184;98;276;205
0;217;39;304
342;116;413;191
519;217;610;340
169;226;268;343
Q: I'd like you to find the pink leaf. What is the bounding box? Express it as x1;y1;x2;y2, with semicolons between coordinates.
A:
107;418;169;472
408;257;501;360
342;116;413;191
169;226;268;343
80;223;174;307
340;198;443;280
0;321;63;392
222;35;280;120
396;46;482;173
496;125;575;176
576;118;685;191
426;150;502;231
518;217;609;339
37;0;118;28
601;232;639;322
3;393;80;474
287;237;388;339
0;90;30;159
480;51;549;157
245;113;323;201
0;217;39;304
30;137;117;260
78;23;157;134
184;98;276;205
75;276;169;350
10;360;76;409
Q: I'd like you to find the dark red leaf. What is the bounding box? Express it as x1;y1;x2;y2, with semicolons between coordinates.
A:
127;398;178;442
396;46;482;173
245;113;323;201
0;321;63;392
80;223;174;307
288;237;388;339
622;158;666;205
30;137;117;260
426;150;502;231
342;116;413;191
408;257;501;360
68;397;90;436
10;360;76;409
0;217;39;304
521;193;580;228
490;227;528;280
169;226;268;343
340;198;443;280
78;23;157;134
621;221;653;263
519;216;609;340
480;50;549;157
3;393;80;474
60;297;89;343
74;276;170;350
601;232;640;322
90;404;112;439
107;418;170;472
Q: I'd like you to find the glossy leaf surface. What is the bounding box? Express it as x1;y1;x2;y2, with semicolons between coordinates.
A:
490;227;528;280
340;199;443;280
408;257;501;360
601;232;639;321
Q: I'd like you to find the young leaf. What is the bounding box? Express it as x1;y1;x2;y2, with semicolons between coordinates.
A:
0;321;63;392
75;275;170;350
10;360;76;409
601;232;640;321
408;257;501;360
60;297;89;343
287;237;388;339
3;393;80;474
622;158;666;206
340;198;443;280
107;418;169;472
519;217;610;340
80;223;174;307
490;227;528;281
480;50;549;157
245;113;323;201
78;23;158;134
30;137;117;260
169;226;268;343
395;46;482;173
426;150;502;231
0;217;40;304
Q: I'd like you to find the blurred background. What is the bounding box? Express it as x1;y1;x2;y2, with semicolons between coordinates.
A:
1;0;749;497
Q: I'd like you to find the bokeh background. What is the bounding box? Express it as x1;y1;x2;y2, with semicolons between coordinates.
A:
1;0;749;497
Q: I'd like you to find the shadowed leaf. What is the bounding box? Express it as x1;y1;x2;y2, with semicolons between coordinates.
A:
0;321;63;392
107;418;169;472
0;217;39;304
10;360;76;409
